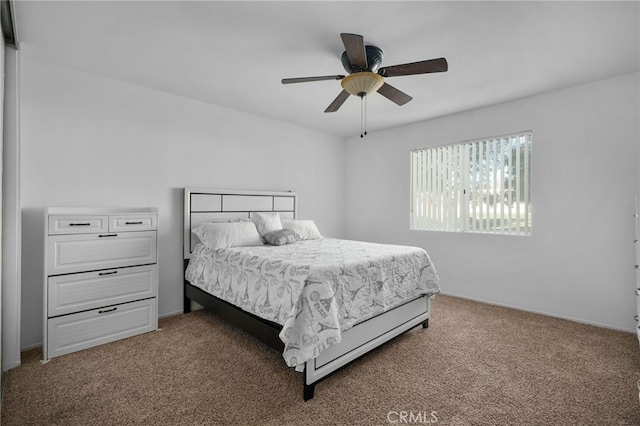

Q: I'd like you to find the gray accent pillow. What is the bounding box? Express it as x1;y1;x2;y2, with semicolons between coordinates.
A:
263;229;300;246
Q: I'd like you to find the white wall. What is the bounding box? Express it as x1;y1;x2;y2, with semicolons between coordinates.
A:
19;58;346;349
17;55;640;349
345;72;640;332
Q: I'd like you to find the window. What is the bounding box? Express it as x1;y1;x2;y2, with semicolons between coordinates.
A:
410;131;532;236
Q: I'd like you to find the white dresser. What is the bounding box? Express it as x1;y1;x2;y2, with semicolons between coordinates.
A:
43;207;158;361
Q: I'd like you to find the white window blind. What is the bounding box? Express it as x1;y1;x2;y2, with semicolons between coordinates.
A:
411;131;532;236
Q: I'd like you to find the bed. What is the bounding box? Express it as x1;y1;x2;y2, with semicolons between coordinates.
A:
183;188;440;400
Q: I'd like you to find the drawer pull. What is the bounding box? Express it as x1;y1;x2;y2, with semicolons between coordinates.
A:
98;234;118;238
69;223;91;227
98;270;118;276
98;307;117;314
125;221;144;225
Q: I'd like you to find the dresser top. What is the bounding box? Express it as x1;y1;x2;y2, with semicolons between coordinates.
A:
47;207;158;215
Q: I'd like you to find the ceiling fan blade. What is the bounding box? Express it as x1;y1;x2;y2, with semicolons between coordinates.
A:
324;90;350;113
282;75;345;84
377;83;413;106
378;57;448;77
340;33;367;69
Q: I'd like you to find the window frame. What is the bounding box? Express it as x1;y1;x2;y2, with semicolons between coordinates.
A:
410;131;532;236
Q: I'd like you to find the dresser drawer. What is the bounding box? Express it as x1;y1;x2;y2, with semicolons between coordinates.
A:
109;214;158;232
47;231;157;275
48;264;157;317
47;298;157;359
48;215;109;235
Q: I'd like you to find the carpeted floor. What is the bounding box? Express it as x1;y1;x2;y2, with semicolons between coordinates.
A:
2;295;639;425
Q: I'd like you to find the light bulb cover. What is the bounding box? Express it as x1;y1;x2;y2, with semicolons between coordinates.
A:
341;72;384;96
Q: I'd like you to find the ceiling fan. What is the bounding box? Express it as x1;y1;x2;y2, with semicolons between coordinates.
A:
282;33;448;116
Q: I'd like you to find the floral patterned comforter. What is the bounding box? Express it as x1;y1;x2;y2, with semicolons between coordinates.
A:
185;238;440;371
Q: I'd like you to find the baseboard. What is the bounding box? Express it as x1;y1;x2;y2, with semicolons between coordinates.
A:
158;310;184;319
159;304;203;319
20;342;42;352
439;291;635;334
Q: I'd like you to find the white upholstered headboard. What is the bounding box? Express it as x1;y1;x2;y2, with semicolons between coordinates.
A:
183;188;297;259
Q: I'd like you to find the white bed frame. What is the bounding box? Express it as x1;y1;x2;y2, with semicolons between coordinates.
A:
183;187;432;400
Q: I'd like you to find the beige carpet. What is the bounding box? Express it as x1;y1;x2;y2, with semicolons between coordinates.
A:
2;295;639;425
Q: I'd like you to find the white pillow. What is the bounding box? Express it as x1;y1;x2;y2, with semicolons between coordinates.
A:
281;219;323;240
251;212;283;237
192;221;263;250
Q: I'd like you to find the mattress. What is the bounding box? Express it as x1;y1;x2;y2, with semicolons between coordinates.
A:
185;238;440;370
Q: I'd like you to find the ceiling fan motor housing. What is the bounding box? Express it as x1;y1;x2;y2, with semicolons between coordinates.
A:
341;45;384;73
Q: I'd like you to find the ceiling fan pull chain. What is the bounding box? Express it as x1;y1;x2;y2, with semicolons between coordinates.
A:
364;95;368;137
360;94;365;138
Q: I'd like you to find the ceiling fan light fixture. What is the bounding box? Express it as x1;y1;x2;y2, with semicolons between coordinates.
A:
282;33;448;137
341;72;384;97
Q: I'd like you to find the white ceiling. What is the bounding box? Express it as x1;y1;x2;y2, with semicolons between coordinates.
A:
13;1;640;138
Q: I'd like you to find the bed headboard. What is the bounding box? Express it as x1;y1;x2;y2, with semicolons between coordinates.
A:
183;188;297;259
